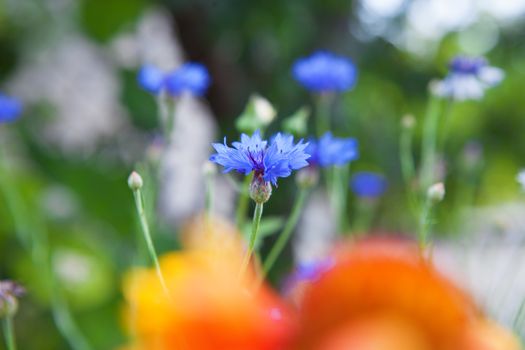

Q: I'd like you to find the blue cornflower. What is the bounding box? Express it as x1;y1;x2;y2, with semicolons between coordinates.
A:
306;132;359;167
209;131;310;186
165;63;210;97
350;171;387;198
137;64;165;95
0;94;22;123
292;51;357;92
432;56;504;101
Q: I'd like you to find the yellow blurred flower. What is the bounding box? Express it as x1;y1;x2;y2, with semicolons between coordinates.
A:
121;215;296;350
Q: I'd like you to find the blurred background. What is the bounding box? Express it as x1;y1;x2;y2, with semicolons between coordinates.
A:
1;0;525;348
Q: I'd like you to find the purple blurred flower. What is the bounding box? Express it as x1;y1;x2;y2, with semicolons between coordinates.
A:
306;132;359;167
292;51;357;93
0;94;22;123
432;56;504;101
165;63;210;97
350;171;387;198
210;131;310;185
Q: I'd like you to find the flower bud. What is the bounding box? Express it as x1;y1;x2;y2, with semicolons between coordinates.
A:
253;95;276;125
296;167;319;189
128;171;143;191
249;174;272;204
202;161;217;177
427;182;445;202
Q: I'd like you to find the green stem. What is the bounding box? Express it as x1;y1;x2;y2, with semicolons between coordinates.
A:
420;96;443;191
262;188;309;276
332;165;350;233
400;125;416;189
131;188;170;297
239;202;264;277
315;93;333;138
157;95;176;144
205;172;214;219
0;150;91;350
418;197;433;250
2;316;16;350
236;173;253;232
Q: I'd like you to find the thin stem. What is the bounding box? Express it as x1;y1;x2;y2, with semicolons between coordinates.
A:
2;316;16;350
314;93;333;138
205;172;214;219
157;94;176;144
262;188;309;277
400;126;416;189
418;197;433;251
239;202;264;277
331;165;350;233
236;173;253;232
420;96;443;191
0;150;91;350
131;188;170;297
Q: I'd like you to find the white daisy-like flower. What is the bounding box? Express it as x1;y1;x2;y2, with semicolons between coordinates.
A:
431;56;504;101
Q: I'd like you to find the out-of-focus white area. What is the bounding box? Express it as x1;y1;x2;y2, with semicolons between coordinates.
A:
356;0;525;56
435;201;525;333
294;189;337;264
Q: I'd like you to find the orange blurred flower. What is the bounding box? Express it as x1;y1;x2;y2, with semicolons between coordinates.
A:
293;238;521;350
121;215;296;350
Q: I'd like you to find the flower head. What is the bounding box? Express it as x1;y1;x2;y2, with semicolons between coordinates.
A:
306;132;359;167
165;63;210;97
293;238;520;350
0;94;22;123
137;64;165;95
292;51;357;93
0;280;25;317
209;131;310;186
350;171;387;198
431;56;504;101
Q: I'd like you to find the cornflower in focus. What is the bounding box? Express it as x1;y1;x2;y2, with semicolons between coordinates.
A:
0;94;22;123
209;131;310;200
137;62;210;96
432;56;504;101
292;51;357;93
305;132;359;168
350;171;388;198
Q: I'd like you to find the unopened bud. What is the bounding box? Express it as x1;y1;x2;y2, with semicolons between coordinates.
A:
249;174;272;204
202;161;217;177
427;182;445;202
401;114;416;129
253;95;276;125
296;167;319;188
127;171;143;191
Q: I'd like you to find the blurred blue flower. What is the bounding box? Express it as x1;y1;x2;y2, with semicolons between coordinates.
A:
0;94;22;123
292;51;357;92
210;131;310;185
282;258;335;295
432;56;504;101
306;132;359;167
137;64;165;95
350;171;387;198
165;63;210;96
